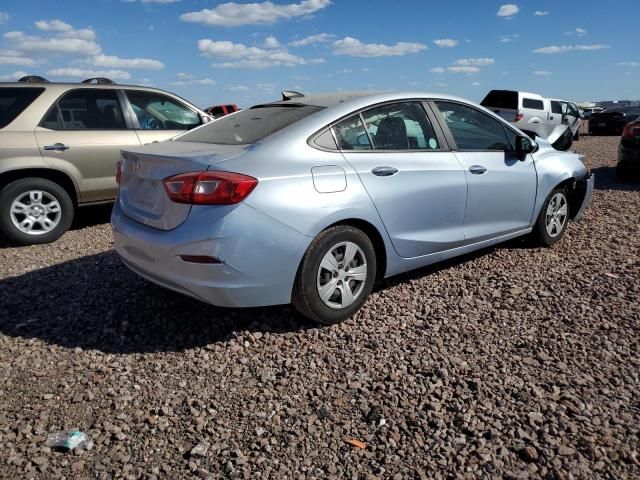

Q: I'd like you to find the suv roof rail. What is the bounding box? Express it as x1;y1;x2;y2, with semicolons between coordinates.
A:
282;90;304;101
82;77;115;85
18;75;50;83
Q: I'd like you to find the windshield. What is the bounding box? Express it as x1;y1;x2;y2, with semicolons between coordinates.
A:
179;104;323;145
0;87;45;129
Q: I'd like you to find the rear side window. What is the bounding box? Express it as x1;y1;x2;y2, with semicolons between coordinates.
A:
522;98;544;110
180;104;323;145
480;90;518;110
0;87;45;129
41;89;126;130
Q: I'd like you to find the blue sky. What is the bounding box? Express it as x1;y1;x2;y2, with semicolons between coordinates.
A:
0;0;638;108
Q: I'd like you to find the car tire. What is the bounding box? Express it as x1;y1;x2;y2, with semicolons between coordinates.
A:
616;164;632;180
532;187;570;246
0;178;74;245
292;225;377;325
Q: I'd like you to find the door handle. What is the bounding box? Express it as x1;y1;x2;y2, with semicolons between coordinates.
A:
549;116;554;120
469;165;487;175
372;166;398;177
44;143;69;152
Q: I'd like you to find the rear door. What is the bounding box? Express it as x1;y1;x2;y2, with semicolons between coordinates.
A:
35;88;141;203
337;101;467;258
123;90;202;146
432;100;537;243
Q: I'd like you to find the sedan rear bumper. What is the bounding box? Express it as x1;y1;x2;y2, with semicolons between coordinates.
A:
111;201;310;308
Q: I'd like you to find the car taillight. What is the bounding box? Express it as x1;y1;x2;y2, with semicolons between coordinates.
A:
116;160;122;186
162;171;258;205
515;112;524;122
622;123;640;139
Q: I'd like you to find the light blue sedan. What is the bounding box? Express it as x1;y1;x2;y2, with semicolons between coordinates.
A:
111;91;594;324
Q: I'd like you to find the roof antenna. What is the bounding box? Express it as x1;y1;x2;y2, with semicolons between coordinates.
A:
281;90;304;101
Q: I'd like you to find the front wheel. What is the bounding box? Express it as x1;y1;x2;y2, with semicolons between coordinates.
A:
0;178;74;245
532;188;570;246
292;226;377;325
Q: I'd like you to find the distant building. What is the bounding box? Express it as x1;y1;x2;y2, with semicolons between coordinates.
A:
597;99;640;107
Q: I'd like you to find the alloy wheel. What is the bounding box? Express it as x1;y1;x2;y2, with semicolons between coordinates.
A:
10;190;62;235
545;192;568;238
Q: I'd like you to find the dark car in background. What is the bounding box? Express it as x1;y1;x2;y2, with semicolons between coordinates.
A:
590;106;640;136
618;121;640;179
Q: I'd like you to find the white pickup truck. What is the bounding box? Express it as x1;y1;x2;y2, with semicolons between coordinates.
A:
481;90;582;151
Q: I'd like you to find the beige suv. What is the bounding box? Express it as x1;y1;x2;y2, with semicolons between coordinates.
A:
0;76;212;245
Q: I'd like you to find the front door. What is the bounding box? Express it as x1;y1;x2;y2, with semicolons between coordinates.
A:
36;88;140;202
433;101;537;243
337;101;467;258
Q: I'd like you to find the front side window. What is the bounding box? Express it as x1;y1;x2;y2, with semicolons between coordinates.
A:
0;87;45;129
361;102;439;150
435;101;512;151
41;89;125;130
333;115;371;150
127;91;200;130
180;104;323;145
522;98;544;110
551;101;564;115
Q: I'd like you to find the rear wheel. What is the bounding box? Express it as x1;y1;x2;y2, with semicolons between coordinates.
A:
0;178;74;245
292;226;376;325
532;188;569;246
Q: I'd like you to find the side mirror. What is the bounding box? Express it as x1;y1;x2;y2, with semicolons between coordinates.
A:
516;135;536;159
201;114;213;124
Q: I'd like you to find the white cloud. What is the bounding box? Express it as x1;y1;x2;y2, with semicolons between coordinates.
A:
263;35;280;48
0;70;29;81
169;77;216;86
433;38;458;48
447;66;480;74
0;12;9;23
500;34;519;43
332;37;427;57
288;33;335;47
3;31;101;56
497;4;519;17
472;81;481;86
434;82;448;88
0;55;37;66
46;67;131;81
87;54;164;70
180;0;331;27
35;19;73;32
177;72;194;79
618;62;639;67
227;85;249;91
534;44;609;54
565;27;587;37
337;68;352;74
198;39;323;68
454;57;494;66
534;10;548;16
429;66;445;73
533;70;552;76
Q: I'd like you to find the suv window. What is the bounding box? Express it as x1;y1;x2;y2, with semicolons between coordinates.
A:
435;101;512;151
522;98;544;110
0;87;45;129
41;89;126;130
126;91;200;130
180;104;323;145
480;90;518;110
361;102;439;150
551;101;564;115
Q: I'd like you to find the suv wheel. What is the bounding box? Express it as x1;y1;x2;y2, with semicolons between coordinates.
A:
0;178;74;245
292;226;377;325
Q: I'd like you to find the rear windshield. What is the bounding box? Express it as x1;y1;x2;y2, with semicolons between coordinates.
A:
480;90;518;110
180;104;323;145
0;87;45;129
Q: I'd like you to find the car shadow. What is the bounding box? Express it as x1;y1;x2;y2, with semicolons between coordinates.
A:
0;251;316;354
591;166;640;191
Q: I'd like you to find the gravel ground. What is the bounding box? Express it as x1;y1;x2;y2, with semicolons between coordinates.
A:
0;135;638;480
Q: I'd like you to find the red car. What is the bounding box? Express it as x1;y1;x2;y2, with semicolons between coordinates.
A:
205;104;239;118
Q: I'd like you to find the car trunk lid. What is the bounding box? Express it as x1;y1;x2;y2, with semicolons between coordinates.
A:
118;141;248;230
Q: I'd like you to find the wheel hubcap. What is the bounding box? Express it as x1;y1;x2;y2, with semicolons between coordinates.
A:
316;241;367;309
10;190;62;235
545;192;568;238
